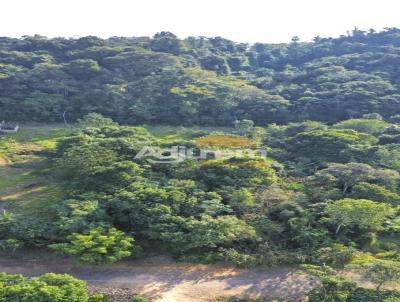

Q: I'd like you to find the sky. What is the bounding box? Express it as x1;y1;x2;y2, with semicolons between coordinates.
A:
1;0;400;43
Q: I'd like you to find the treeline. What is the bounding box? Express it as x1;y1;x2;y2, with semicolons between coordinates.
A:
1;28;400;125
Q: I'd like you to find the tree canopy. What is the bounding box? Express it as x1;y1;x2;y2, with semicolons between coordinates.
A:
3;28;400;124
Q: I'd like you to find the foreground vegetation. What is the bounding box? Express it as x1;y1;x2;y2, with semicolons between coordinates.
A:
0;273;107;302
0;113;399;301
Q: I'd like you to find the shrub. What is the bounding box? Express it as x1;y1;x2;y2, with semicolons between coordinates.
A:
0;238;23;254
307;276;357;302
131;295;151;302
347;288;400;302
0;273;90;302
220;248;258;267
356;260;400;291
50;227;134;264
311;244;356;267
88;294;109;302
307;276;400;302
77;113;118;128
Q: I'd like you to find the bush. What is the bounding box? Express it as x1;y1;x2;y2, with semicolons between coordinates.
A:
347;288;400;302
311;244;356;267
0;238;23;254
179;252;223;264
131;295;151;302
77;113;118;128
220;248;258;267
256;243;307;267
88;294;109;302
307;277;400;302
307;276;357;302
0;273;90;302
355;260;400;291
50;227;134;264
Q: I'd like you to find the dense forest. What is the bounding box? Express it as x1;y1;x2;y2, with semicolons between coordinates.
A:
1;28;400;301
1;28;400;125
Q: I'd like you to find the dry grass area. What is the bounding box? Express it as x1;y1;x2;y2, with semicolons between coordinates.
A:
195;135;255;148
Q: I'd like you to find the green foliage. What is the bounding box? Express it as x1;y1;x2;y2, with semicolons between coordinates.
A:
77;113;118;128
347;288;400;302
198;157;278;189
311;244;356;267
149;31;187;55
50;227;135;264
63;59;101;79
0;239;23;254
55;143;119;180
179;215;256;252
219;248;258;267
287;129;377;166
0;138;16;158
356;260;400;290
308;276;400;302
88;294;109;302
0;273;90;302
299;264;335;278
131;295;151;302
55;125;150;192
351;182;400;205
324;198;395;234
3;29;400;124
234;119;254;136
53;196;108;236
333;118;390;135
308;276;357;302
2;47;400;274
306;163;399;201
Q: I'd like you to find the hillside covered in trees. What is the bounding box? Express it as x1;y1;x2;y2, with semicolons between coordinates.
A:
1;28;400;301
2;28;400;125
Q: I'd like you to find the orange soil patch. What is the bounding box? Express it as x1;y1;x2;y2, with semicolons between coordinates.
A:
195;135;255;148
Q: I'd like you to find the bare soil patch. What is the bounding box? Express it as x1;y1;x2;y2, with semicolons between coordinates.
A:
0;157;10;166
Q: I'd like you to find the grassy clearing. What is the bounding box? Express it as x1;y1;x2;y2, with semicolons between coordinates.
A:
0;126;69;207
195;134;255;148
144;124;236;143
12;127;72;145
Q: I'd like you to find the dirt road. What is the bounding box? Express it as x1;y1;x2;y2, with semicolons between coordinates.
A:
0;256;316;302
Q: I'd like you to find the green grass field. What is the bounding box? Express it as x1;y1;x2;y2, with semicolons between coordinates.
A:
0;126;71;208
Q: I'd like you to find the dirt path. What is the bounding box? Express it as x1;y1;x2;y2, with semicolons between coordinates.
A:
0;156;10;166
0;256;316;302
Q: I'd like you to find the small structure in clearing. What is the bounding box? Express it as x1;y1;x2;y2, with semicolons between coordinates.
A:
0;121;19;134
